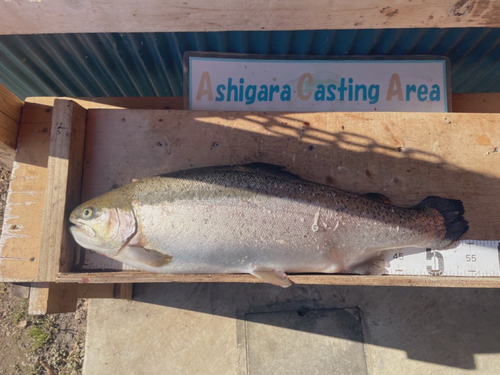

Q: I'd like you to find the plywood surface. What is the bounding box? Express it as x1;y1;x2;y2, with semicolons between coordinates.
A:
0;0;499;35
0;103;52;282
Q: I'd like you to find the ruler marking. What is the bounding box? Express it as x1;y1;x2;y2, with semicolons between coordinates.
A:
384;240;500;277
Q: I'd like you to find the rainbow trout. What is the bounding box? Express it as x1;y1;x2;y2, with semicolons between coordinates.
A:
69;164;468;287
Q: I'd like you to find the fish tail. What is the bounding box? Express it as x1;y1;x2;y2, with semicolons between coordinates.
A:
416;196;469;249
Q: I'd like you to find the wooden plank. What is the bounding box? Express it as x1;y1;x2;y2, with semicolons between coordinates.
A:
77;283;115;299
0;84;22;166
37;100;87;281
0;92;20;168
28;283;129;314
0;0;499;35
25;97;184;110
114;283;134;300
28;282;77;315
56;272;500;288
0;83;23;124
0;103;53;282
26;94;496;113
0;113;19;151
78;283;133;298
452;93;500;113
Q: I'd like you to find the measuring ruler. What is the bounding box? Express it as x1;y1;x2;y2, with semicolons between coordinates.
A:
384;240;500;277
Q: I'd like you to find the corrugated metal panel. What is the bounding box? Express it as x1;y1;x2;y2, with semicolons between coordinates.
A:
0;28;499;100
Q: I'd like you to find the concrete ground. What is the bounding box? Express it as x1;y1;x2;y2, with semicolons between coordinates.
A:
83;283;500;375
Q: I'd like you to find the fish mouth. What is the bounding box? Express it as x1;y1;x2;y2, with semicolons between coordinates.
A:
69;217;96;238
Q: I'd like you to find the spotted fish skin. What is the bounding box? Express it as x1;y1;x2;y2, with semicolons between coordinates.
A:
69;163;468;286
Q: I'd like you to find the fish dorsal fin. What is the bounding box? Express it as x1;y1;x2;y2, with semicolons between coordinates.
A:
241;163;301;180
363;192;391;205
122;245;173;268
251;270;294;288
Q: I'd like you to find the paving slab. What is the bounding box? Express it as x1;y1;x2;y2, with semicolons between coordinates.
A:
83;284;500;375
244;308;367;375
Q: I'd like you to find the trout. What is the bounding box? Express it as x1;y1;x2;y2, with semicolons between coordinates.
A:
69;163;468;287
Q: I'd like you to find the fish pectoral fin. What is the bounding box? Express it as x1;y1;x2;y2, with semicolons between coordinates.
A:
122;246;173;268
251;270;293;288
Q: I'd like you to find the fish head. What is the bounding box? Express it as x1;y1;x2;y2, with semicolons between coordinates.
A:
69;192;137;257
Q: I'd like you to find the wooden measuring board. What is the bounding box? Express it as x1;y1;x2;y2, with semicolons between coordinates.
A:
4;97;500;289
384;240;500;277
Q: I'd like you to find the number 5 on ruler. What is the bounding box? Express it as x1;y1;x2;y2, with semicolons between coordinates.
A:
426;248;444;276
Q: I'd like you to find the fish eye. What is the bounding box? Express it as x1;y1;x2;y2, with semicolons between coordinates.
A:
82;207;95;220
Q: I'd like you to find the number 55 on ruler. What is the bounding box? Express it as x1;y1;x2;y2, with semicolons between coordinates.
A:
384;241;500;277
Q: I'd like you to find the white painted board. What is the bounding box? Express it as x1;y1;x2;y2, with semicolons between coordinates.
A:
186;53;450;112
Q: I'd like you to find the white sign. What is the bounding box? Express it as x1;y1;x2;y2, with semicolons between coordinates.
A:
186;54;450;112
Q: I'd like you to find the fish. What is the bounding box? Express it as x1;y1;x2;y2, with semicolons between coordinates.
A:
69;163;469;287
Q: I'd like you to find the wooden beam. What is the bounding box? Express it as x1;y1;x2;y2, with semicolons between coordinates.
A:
77;283;115;299
0;84;23;124
452;93;500;113
37;100;87;281
0;103;53;282
114;283;134;300
0;1;499;35
56;272;500;288
25;96;184;110
25;94;499;113
0;114;19;150
0;83;23;169
28;282;78;315
28;283;132;315
78;283;133;299
27;282;133;315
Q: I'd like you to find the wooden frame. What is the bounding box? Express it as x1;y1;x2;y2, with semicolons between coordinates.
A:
1;0;499;35
38;100;87;282
8;97;500;276
2;93;500;313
